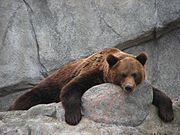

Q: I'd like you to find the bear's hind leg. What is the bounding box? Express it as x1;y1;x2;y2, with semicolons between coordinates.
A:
152;87;174;122
8;86;60;111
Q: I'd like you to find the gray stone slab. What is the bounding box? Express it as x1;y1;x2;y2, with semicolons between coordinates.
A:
0;0;44;96
156;0;180;26
82;81;153;126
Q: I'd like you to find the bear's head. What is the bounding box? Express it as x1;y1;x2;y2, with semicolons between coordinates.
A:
105;52;147;93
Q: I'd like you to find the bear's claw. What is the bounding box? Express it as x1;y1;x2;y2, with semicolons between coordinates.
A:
65;107;82;125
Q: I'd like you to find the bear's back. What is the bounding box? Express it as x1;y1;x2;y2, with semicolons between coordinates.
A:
34;48;135;92
77;48;134;74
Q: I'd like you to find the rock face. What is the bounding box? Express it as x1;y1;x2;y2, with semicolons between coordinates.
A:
0;0;180;134
1;82;180;135
0;0;180;99
82;82;153;126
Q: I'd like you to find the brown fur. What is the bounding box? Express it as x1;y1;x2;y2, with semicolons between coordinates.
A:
8;48;174;125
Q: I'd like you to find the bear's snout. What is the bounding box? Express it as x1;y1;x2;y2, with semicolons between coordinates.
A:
125;85;133;93
122;76;136;93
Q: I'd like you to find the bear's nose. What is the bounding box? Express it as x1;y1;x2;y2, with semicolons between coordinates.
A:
125;85;133;93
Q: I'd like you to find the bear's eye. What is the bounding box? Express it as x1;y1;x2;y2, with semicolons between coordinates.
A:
120;73;126;78
132;73;137;78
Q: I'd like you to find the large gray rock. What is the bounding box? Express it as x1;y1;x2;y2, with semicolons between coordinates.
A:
0;0;180;133
0;83;180;135
124;29;180;99
82;82;153;126
0;0;44;97
0;0;180;98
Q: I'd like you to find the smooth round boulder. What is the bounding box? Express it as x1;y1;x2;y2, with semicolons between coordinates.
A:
82;81;153;126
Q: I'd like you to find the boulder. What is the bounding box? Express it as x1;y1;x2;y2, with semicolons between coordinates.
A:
0;0;180;133
0;82;180;135
82;81;153;126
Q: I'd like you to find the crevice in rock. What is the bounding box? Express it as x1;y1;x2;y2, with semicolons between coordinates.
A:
22;0;33;12
155;18;180;39
100;16;121;38
89;0;180;51
115;30;154;51
117;0;180;51
0;79;39;97
116;19;180;51
22;0;48;78
90;1;121;38
27;125;32;135
153;0;158;39
150;0;159;85
0;85;32;97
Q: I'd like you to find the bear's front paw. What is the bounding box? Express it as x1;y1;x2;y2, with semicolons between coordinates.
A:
158;107;174;122
65;107;82;126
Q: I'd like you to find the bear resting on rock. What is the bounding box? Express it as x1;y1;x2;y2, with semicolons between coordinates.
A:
9;48;174;125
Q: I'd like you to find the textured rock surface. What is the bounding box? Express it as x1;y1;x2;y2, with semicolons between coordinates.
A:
0;0;180;133
0;83;180;135
0;90;29;111
0;0;180;98
124;29;180;99
0;0;44;97
82;82;153;126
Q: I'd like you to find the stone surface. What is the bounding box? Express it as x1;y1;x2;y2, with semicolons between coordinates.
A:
0;0;44;97
0;83;179;135
0;0;180;133
124;29;180;99
0;90;30;111
82;82;153;126
0;0;180;98
156;0;180;26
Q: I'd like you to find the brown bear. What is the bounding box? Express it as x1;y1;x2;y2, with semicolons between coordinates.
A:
8;48;174;125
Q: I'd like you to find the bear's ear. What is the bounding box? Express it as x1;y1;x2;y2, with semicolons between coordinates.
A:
106;54;119;68
136;52;147;66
